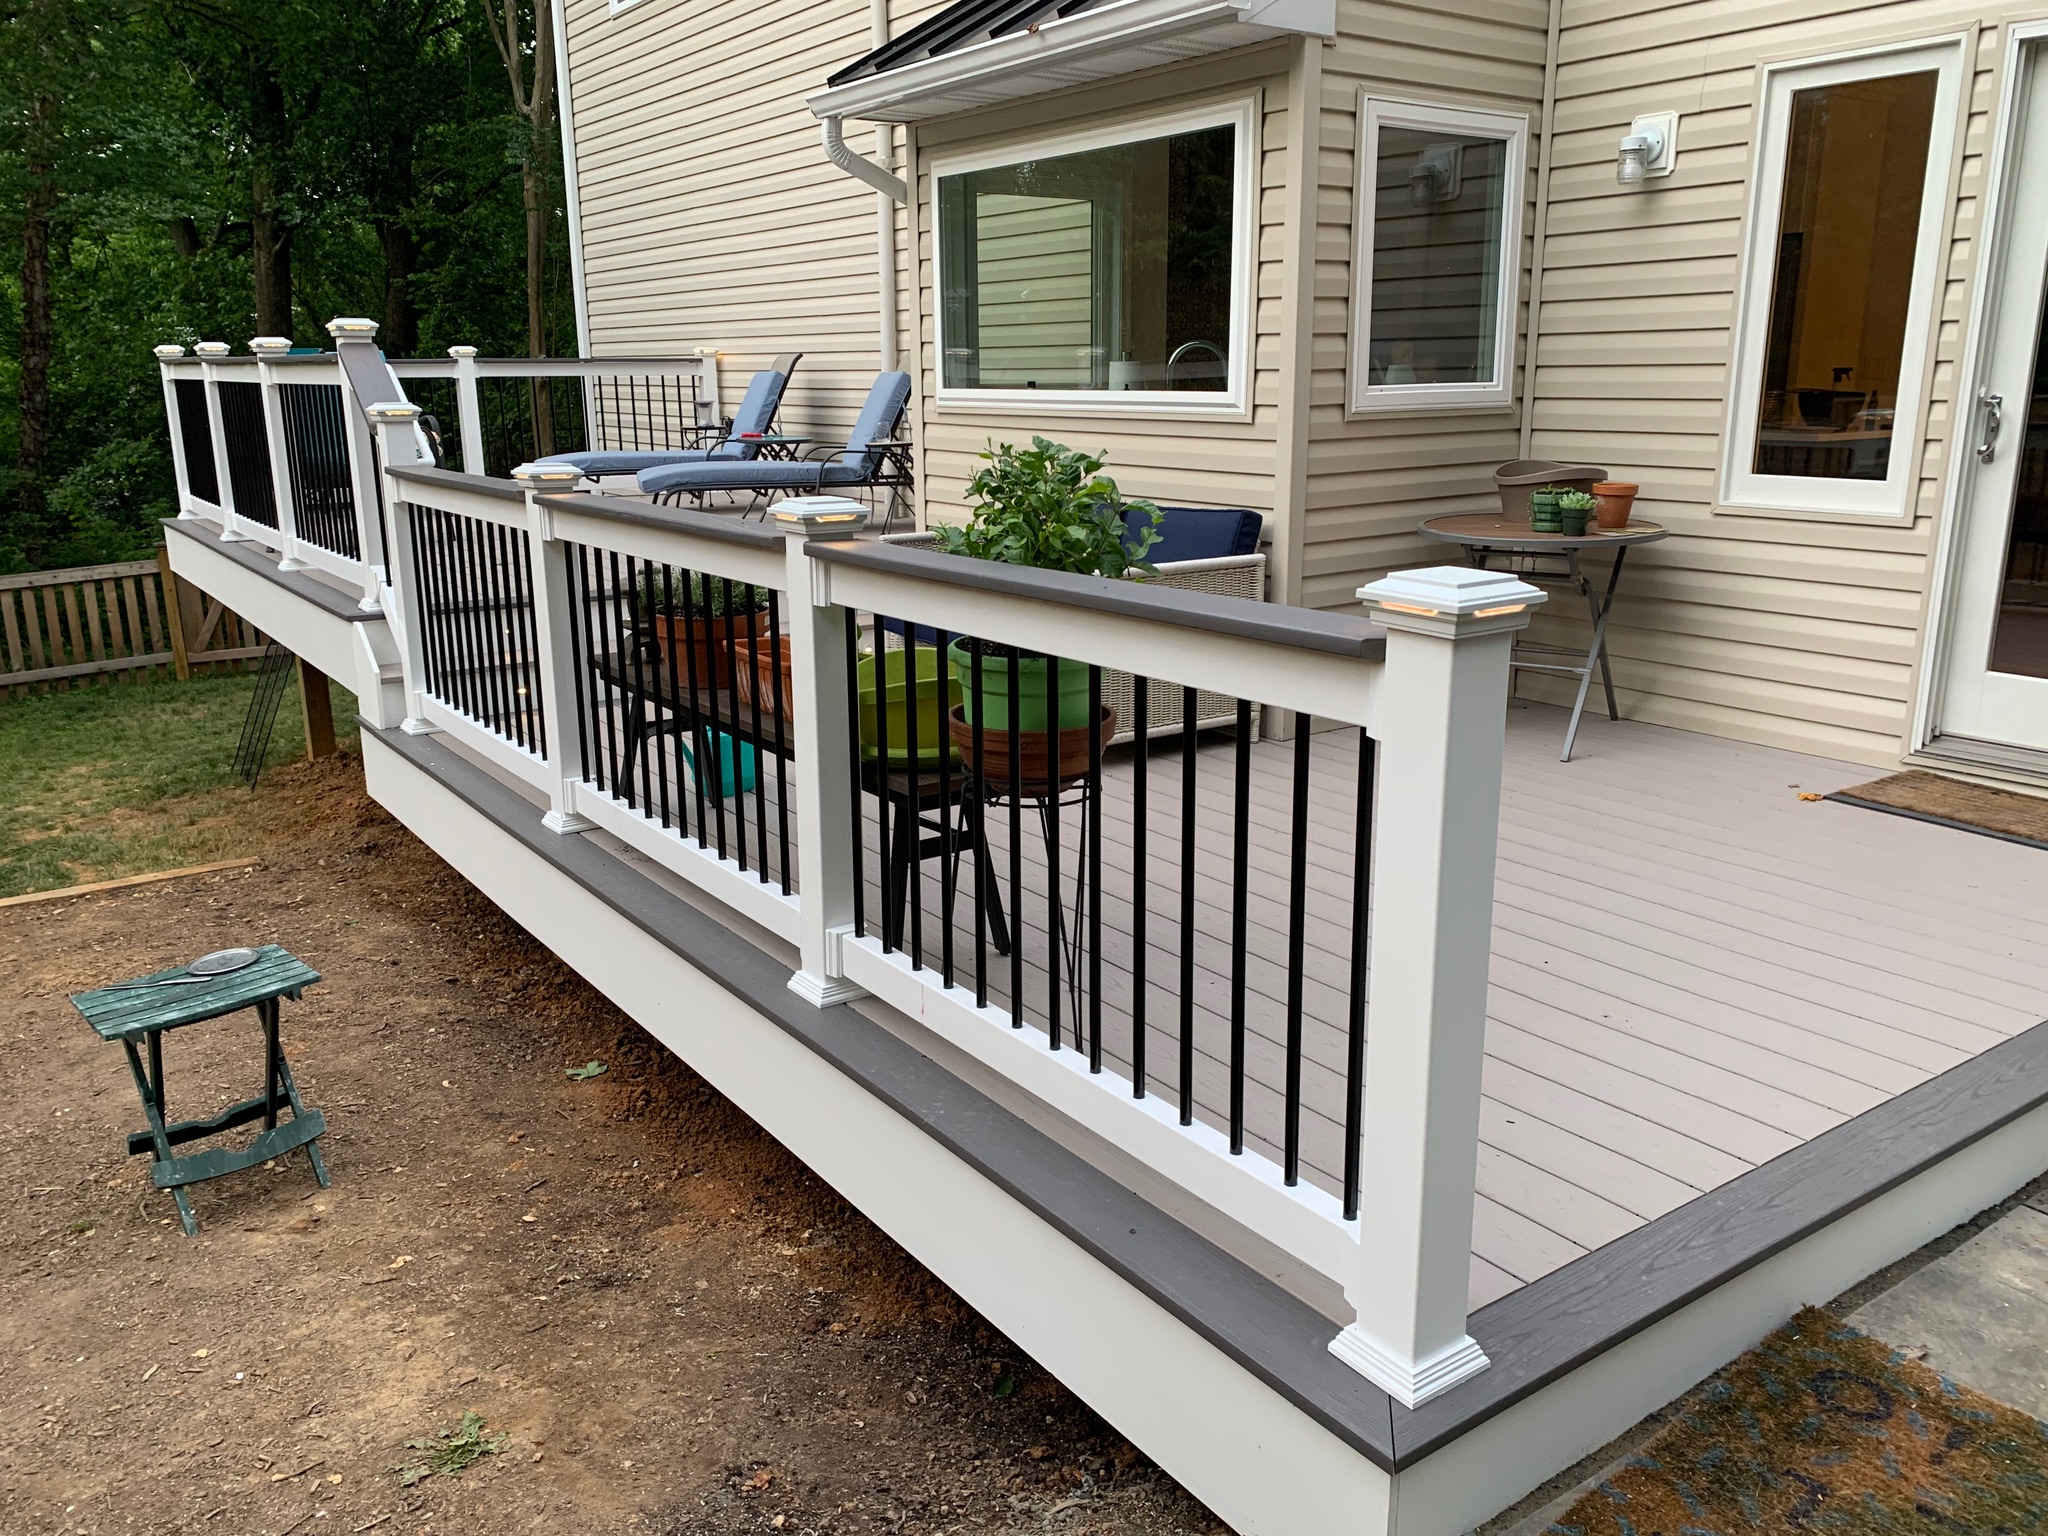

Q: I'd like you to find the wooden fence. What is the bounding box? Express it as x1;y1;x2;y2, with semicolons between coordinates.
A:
0;548;268;699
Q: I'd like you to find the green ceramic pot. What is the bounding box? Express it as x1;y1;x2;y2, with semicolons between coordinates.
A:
948;640;1094;732
1528;490;1564;534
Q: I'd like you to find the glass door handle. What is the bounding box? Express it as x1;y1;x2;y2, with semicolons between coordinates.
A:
1977;389;2003;463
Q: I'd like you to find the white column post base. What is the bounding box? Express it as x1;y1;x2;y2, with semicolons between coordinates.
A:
541;808;595;835
399;715;440;737
788;969;868;1008
218;523;250;544
1329;1324;1490;1410
276;555;311;572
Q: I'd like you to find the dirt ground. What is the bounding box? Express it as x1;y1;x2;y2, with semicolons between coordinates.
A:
0;752;1223;1536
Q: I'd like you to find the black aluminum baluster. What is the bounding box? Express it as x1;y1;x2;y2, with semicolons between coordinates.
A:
972;646;988;1009
1087;665;1103;1074
625;556;658;814
480;521;510;738
844;609;866;939
873;620;894;953
768;593;791;894
564;544;594;786
1007;652;1023;1029
597;549;627;799
649;565;677;830
904;625;923;970
746;583;771;883
1229;698;1252;1156
700;575;729;859
1131;676;1149;1098
1344;729;1377;1222
722;581;749;873
1045;653;1061;1051
935;627;955;989
679;570;710;843
1284;715;1313;1185
514;526;545;755
1179;685;1197;1125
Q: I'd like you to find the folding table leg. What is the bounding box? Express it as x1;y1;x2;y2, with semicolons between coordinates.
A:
123;1035;198;1236
264;999;331;1188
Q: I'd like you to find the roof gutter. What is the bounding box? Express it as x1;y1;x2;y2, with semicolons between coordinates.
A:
821;114;907;202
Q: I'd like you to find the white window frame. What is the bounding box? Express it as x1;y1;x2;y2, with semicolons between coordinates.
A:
1719;35;1966;522
930;99;1258;419
608;0;646;15
1349;94;1529;415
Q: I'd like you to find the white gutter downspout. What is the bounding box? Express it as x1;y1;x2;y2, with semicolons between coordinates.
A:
551;0;592;358
870;0;901;374
1518;0;1564;457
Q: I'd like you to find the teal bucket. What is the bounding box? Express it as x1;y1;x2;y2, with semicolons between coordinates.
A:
680;730;756;798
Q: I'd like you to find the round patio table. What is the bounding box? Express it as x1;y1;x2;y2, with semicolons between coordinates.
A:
1418;513;1668;762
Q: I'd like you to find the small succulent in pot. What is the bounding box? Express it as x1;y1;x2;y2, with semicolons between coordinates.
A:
1556;489;1597;536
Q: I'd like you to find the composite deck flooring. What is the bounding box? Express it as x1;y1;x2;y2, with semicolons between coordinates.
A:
569;689;2048;1310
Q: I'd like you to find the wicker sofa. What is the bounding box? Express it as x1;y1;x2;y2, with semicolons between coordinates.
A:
885;505;1267;745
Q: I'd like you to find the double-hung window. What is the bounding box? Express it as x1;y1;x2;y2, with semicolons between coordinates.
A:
1722;37;1965;519
933;102;1255;415
1351;96;1528;413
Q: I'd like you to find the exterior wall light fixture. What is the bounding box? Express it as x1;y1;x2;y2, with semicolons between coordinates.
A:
1410;143;1463;204
1616;112;1679;185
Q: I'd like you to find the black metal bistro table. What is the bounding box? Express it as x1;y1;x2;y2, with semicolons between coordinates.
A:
1418;513;1669;761
69;945;329;1236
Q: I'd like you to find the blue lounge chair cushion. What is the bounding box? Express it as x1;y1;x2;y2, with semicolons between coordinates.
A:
1129;506;1263;563
547;363;795;477
638;371;911;498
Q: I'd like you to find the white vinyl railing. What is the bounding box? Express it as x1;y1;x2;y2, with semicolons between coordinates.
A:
158;317;1548;1413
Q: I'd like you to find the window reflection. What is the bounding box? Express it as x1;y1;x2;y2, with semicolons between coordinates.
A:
1367;127;1508;387
1752;72;1938;482
937;124;1236;393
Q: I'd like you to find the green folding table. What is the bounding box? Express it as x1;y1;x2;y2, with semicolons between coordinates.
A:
70;944;329;1235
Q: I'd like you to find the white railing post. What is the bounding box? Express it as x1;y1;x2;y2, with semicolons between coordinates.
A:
512;462;594;834
450;346;487;474
329;317;389;608
250;336;305;569
195;341;242;541
775;498;875;1006
366;401;436;735
155;345;201;519
1333;564;1545;1409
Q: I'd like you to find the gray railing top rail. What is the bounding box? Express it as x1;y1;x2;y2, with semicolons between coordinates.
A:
388;465;528;504
388;355;715;378
807;538;1389;661
535;491;786;552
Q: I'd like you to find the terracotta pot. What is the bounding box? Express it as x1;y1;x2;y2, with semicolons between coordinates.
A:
947;704;1118;794
1592;481;1639;531
732;632;794;717
650;608;770;688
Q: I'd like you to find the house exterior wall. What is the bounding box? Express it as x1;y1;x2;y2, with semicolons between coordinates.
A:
906;44;1301;548
1299;0;1553;611
559;0;941;436
1506;0;2009;766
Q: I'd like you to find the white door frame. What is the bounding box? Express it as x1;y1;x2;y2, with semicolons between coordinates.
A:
1914;18;2048;768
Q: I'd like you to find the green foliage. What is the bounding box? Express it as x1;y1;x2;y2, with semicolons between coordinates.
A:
1557;489;1597;512
930;437;1162;579
0;0;574;571
395;1411;508;1486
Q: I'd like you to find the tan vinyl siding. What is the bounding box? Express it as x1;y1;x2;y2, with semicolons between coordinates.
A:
561;0;945;437
1298;0;1551;611
911;46;1296;530
1508;0;1999;766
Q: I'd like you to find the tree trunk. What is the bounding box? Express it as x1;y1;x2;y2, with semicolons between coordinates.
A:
524;150;554;455
376;219;418;357
248;57;294;337
16;92;58;545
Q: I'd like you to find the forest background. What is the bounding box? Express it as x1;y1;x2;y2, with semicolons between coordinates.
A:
0;0;570;572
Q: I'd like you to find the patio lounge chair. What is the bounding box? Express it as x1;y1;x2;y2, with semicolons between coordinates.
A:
637;371;911;514
546;354;802;481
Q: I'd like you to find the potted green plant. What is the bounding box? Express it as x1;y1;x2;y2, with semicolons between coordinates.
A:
634;572;770;687
931;437;1161;743
1527;485;1565;534
1557;488;1597;537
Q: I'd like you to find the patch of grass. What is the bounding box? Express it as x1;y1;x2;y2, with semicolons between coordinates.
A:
395;1411;508;1486
0;669;358;898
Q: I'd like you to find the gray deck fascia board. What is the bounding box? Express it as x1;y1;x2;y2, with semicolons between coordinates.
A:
361;722;1403;1467
161;519;377;623
1404;1012;2048;1460
535;491;787;551
806;538;1389;660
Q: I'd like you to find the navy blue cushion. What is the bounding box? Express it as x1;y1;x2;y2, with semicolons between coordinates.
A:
1126;505;1263;563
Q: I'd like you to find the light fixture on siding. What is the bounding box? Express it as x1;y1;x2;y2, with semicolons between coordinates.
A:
1616;112;1679;185
1409;143;1462;205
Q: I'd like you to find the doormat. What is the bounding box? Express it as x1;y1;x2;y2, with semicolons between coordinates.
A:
1550;1308;2048;1535
1827;770;2048;852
